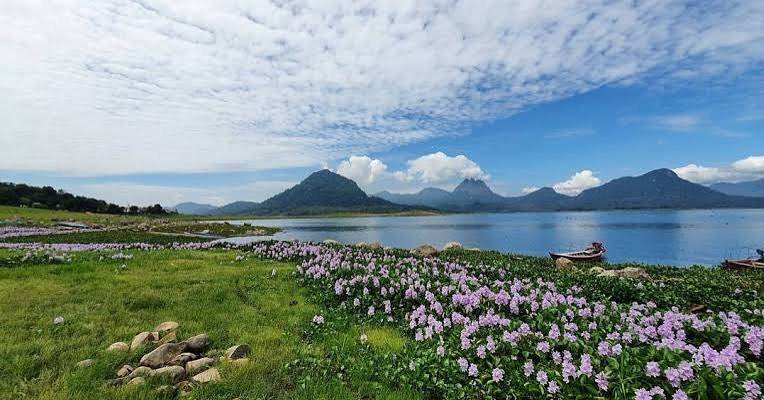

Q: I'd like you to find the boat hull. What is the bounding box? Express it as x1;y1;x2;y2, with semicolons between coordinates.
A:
549;251;605;262
723;259;764;270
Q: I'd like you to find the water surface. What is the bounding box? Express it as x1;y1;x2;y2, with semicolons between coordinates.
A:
224;209;764;266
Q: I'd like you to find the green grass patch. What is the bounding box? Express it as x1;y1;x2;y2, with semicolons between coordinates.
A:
0;250;419;400
0;231;213;245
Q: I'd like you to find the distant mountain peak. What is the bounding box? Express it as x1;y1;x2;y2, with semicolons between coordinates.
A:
453;178;493;194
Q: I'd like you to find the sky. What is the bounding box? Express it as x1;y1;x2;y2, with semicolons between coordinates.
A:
2;0;764;206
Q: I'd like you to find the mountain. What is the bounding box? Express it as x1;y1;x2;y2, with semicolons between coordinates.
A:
376;178;506;211
711;178;764;197
251;170;416;215
452;178;505;204
571;169;764;209
211;201;260;215
173;202;217;215
508;187;572;211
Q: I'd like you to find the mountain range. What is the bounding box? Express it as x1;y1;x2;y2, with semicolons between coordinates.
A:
711;178;764;198
175;168;764;215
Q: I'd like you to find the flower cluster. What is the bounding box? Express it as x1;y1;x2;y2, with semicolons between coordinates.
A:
250;241;764;399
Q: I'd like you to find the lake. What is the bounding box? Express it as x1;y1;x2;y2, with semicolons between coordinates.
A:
223;209;764;266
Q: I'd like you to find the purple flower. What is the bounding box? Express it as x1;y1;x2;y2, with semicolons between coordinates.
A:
436;345;445;356
547;380;560;394
492;368;504;382
457;357;469;372
743;380;761;400
523;360;534;377
595;371;609;391
536;370;548;385
468;363;478;377
672;390;688;400
645;361;660;377
635;388;653;400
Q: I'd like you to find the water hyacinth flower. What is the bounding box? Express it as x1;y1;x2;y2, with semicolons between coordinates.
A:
645;361;660;377
743;380;761;400
312;315;324;324
491;368;504;382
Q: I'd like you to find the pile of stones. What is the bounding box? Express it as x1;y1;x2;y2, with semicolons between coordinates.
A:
104;321;250;395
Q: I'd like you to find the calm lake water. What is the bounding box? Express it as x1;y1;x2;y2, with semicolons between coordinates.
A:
224;209;764;267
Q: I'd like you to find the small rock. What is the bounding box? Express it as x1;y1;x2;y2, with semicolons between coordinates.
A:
619;267;650;280
53;316;64;325
185;357;215;375
169;352;198;366
224;344;251;360
157;331;178;345
127;366;154;379
153;365;186;383
49;255;66;263
116;365;134;378
156;385;177;396
126;377;145;386
690;304;707;314
140;343;187;369
130;331;157;351
442;241;463;251
555;257;574;269
76;359;94;368
411;244;438;258
183;334;211;354
366;242;382;250
191;368;220;383
155;321;179;334
107;342;129;352
589;266;605;275
322;239;339;245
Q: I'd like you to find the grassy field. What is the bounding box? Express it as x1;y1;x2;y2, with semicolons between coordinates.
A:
0;249;418;400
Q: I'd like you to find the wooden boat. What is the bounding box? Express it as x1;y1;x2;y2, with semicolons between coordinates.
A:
723;249;764;270
549;242;606;261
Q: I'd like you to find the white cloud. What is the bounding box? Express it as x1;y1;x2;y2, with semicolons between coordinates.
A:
673;155;764;184
406;152;488;185
1;1;763;175
553;170;602;195
76;180;295;207
335;152;486;193
521;187;540;194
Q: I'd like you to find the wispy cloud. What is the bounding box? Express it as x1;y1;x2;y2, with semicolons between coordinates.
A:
2;1;763;175
543;128;596;139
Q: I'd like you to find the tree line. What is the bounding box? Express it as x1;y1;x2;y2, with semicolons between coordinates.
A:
0;182;169;215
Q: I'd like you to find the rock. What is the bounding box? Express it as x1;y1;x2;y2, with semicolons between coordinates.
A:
127;366;154;379
130;331;158;351
589;266;605;275
107;342;129;352
322;239;339;245
619;267;650;280
597;270;619;278
126;377;145;386
140;343;187;369
49;255;66;263
155;321;179;334
156;385;177;396
157;331;178;345
76;359;94;368
224;344;251;360
169;352;198;366
442;241;463;251
153;365;186;383
53;316;64;325
191;368;220;383
366;242;382;250
185;357;215;375
555;257;574;269
116;365;134;378
411;244;438;258
182;334;211;354
690;303;707;314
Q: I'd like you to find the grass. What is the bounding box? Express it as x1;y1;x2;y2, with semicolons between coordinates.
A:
0;205;151;227
145;222;280;237
0;231;215;245
0;250;418;400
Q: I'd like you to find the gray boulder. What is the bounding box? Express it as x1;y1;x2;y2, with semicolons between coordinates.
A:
191;368;220;383
186;357;215;375
182;334;211;354
153;365;186;384
140;343;187;369
411;245;438;258
224;344;251;360
555;257;574;269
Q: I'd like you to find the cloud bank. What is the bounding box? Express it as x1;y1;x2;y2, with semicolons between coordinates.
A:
2;1;764;175
673;155;764;184
336;152;487;193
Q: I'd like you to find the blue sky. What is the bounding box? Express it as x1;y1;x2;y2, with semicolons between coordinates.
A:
2;1;763;206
